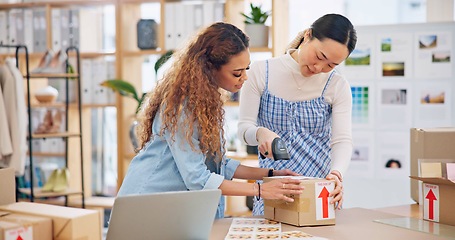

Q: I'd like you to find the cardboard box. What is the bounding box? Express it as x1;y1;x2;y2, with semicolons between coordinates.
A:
0;202;101;240
410;176;455;226
0;211;52;240
263;177;336;226
410;128;455;203
0;168;15;206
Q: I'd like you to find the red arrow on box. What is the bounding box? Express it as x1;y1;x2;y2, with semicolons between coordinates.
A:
318;186;330;218
425;189;437;220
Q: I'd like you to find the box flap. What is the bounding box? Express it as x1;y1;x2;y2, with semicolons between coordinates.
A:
0;211;10;217
413;127;455;133
410;176;455;186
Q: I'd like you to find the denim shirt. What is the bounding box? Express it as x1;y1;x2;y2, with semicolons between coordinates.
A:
117;111;240;219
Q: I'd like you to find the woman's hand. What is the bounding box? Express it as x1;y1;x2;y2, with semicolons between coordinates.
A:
326;171;343;210
272;169;300;177
260;178;304;202
256;128;280;159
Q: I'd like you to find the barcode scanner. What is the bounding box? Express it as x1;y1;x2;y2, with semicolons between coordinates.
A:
260;138;290;160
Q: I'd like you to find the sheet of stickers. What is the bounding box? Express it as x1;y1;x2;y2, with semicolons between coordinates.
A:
224;218;329;239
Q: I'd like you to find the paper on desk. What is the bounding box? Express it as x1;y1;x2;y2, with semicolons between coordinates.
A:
225;218;281;240
224;218;329;239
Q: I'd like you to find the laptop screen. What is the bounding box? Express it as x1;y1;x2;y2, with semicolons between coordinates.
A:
106;189;221;240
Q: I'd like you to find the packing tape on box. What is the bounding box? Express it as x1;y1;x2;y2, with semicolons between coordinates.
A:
264;197;311;212
0;214;34;228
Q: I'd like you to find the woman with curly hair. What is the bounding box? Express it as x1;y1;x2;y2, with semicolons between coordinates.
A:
117;22;303;218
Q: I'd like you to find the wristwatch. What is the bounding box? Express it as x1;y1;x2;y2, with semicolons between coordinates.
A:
268;168;274;177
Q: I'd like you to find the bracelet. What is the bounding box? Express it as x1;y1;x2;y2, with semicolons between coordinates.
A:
255;183;261;200
267;168;274;177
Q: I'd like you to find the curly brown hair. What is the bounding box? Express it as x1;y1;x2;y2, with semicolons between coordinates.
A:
136;22;249;162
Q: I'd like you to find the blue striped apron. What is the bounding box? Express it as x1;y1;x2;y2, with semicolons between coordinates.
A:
253;60;334;215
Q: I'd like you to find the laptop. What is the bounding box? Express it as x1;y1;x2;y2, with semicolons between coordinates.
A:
106;189;221;240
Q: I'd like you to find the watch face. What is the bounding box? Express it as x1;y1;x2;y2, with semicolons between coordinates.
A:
137;19;157;49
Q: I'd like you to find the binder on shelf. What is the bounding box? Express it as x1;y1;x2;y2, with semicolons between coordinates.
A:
214;2;225;22
202;1;215;27
0;11;8;53
60;8;71;51
80;59;93;104
79;7;103;52
7;9;17;46
183;3;195;44
69;8;80;48
51;8;62;51
23;9;34;53
193;4;203;33
91;58;108;105
15;9;24;45
33;8;46;53
106;59;116;105
173;4;185;48
164;3;176;50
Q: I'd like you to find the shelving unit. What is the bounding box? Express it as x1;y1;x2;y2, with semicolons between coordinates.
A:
0;44;85;207
1;0;119;208
1;1;289;213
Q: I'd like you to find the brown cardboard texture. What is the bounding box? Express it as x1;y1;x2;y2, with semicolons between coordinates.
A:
0;168;15;205
263;177;336;226
0;202;101;240
410;176;455;226
0;211;52;240
410;128;455;203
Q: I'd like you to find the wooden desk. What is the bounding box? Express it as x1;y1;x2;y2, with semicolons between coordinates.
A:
375;204;421;218
211;207;450;240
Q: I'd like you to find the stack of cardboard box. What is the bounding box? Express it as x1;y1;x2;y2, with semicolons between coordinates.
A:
0;168;102;240
410;128;455;227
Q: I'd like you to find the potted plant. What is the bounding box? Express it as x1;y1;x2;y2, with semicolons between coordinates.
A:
100;50;174;149
241;3;271;48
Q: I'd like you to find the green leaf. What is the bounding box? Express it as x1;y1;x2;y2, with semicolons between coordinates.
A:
154;50;174;77
241;3;270;24
100;79;140;104
136;92;148;114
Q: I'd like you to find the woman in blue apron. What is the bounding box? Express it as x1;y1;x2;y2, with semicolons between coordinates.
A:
238;14;357;215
